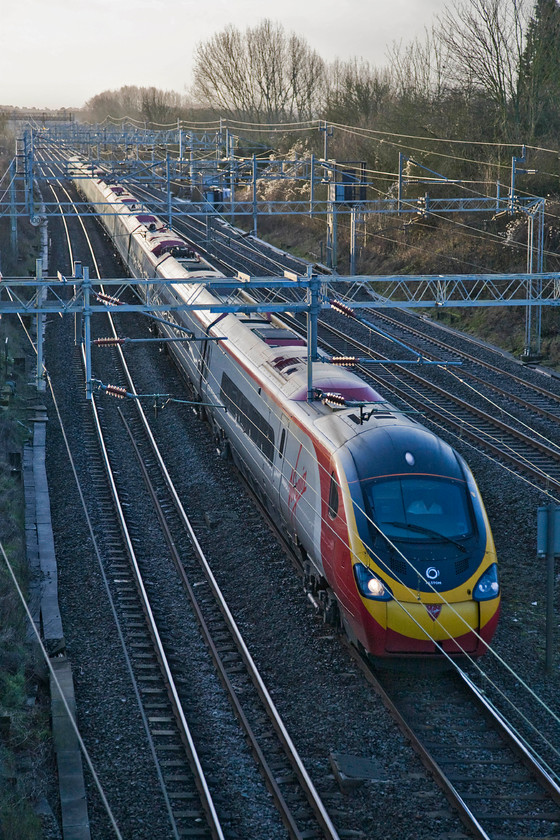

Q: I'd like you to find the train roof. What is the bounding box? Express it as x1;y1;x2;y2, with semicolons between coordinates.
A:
278;360;383;403
230;317;384;404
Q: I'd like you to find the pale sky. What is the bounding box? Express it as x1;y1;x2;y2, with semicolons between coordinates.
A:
2;0;448;110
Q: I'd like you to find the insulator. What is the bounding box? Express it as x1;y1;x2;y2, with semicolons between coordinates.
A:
331;356;358;366
329;299;355;318
105;384;127;399
95;292;123;306
94;337;125;346
322;392;346;407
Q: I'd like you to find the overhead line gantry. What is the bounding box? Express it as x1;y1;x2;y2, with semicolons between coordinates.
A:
2;264;560;397
2;122;551;358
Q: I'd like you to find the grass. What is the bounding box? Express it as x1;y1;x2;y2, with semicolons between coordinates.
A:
0;798;42;840
0;139;52;838
0;310;46;840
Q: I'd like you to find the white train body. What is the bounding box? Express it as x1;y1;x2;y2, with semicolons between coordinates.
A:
72;161;500;658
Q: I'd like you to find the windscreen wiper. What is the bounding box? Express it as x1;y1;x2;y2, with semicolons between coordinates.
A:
384;521;467;553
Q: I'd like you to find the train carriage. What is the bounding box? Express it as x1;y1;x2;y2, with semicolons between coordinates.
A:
72;160;500;659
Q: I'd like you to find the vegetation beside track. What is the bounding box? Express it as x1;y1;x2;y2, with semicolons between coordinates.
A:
0;314;47;840
0;139;50;840
250;200;560;370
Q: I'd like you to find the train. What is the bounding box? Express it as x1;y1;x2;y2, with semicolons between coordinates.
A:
71;159;500;659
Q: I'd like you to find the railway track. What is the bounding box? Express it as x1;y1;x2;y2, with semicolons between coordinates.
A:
107;375;341;840
127;171;560;499
77;363;226;840
38;166;342;837
81;248;340;838
313;316;560;495
37;158;560;838
345;300;560;422
353;654;560;840
236;406;560;840
228;277;560;498
127;181;311;279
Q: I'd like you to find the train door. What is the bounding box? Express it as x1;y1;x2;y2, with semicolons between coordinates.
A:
273;415;289;504
253;390;277;504
279;424;321;564
198;332;212;401
321;466;357;617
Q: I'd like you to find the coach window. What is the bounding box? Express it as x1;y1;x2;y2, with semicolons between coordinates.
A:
328;473;339;519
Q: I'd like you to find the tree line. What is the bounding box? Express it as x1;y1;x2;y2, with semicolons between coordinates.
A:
83;1;560;191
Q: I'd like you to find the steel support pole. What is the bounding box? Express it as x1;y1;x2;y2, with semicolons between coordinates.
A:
29;130;36;218
397;152;404;216
228;130;235;222
35;259;45;392
319;121;333;160
326;198;337;270
310;154;315;216
9;159;17;254
510;155;517;214
523;211;533;358
252;154;258;236
307;269;319;402
24;131;31;218
350;206;357;276
510;145;527;215
73;261;82;346
536;200;545;354
83;266;92;400
166;154;172;229
545;502;556;674
524;203;545;358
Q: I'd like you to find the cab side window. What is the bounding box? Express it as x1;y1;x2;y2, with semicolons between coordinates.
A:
279;428;286;459
328;473;339;519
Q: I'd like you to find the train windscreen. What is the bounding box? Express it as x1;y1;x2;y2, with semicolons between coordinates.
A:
364;477;474;542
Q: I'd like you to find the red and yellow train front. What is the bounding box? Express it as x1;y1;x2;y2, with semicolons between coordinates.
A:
322;424;500;658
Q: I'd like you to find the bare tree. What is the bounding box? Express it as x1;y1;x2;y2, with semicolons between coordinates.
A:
436;0;530;133
192;20;325;122
140;87;182;125
326;58;392;124
387;28;447;103
84;86;184;125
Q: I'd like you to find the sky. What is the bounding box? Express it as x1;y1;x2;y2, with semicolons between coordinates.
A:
1;0;448;110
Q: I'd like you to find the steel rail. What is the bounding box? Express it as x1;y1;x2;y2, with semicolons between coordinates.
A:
317;318;560;490
43;163;226;839
349;643;560;839
457;670;560;803
359;305;560;417
64;170;340;838
269;302;560;494
347;648;493;840
373;307;560;397
85;355;226;840
57;167;560;838
107;313;341;840
45;159;341;840
118;407;340;840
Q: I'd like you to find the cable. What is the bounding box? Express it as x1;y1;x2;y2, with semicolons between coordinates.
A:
76;166;560;763
0;538;124;839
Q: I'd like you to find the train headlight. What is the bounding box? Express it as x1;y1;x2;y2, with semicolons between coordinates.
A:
473;564;499;601
353;563;393;601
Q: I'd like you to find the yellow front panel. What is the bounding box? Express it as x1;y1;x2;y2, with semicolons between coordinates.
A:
386;600;478;642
